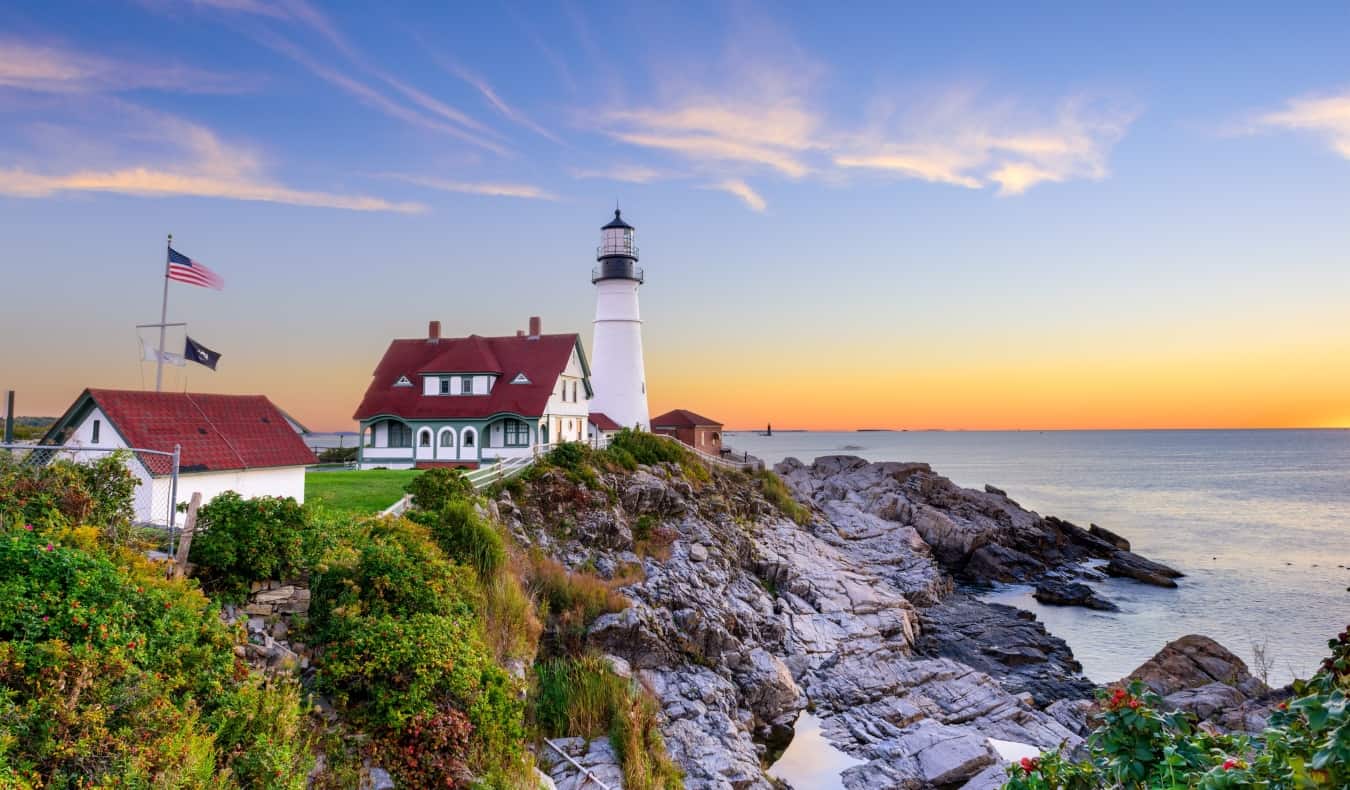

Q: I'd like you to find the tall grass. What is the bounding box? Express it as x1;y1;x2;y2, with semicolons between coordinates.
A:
429;500;506;579
482;567;541;664
532;656;683;790
755;470;812;525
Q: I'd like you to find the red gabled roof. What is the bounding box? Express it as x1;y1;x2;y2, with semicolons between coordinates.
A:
588;412;621;431
421;335;502;374
75;389;315;475
651;408;722;428
353;332;584;421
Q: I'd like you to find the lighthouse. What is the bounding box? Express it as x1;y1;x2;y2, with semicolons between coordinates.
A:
588;209;650;431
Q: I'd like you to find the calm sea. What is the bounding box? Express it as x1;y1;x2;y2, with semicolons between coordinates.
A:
726;429;1350;687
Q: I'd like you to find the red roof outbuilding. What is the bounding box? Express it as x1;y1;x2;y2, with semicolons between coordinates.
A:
588;412;622;431
46;389;315;475
651;409;723;428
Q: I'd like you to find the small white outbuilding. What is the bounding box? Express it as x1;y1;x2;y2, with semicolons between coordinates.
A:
42;388;316;524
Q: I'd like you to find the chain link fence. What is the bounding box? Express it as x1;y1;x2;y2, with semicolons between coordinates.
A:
1;443;181;532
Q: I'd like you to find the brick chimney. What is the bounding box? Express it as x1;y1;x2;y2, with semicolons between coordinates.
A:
428;320;441;343
528;316;541;339
516;329;525;337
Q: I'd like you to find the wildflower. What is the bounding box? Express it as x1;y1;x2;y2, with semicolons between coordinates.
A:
1223;759;1238;771
44;543;53;551
42;615;49;622
23;524;33;531
1128;698;1141;709
1020;756;1039;773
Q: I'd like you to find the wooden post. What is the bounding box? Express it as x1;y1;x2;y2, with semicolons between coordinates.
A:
172;492;201;580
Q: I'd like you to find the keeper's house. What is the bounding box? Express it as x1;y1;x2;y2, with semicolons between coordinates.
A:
353;318;591;469
41;388;315;523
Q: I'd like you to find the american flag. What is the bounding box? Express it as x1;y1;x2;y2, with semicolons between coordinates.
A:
167;247;225;290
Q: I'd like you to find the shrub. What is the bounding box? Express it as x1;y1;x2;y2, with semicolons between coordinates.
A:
309;518;479;641
1003;625;1350;789
544;442;603;489
430;500;506;579
189;492;310;600
605;429;689;467
316;612;526;776
755;470;812;525
0;453;137;534
372;703;474;788
211;677;316;789
406;466;474;511
524;553;627;635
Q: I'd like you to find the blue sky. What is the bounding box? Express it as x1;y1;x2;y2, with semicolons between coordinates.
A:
3;1;1350;430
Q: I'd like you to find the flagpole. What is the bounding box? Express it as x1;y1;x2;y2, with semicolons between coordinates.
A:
156;234;171;392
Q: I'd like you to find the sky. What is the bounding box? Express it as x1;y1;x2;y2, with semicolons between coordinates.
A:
2;1;1349;431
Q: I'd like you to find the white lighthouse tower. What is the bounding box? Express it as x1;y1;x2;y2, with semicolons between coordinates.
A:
589;209;650;431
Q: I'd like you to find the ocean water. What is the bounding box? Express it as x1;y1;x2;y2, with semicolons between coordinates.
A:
726;429;1350;687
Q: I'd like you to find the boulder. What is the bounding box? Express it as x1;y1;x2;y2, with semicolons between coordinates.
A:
1089;523;1131;551
1124;634;1269;700
1104;551;1183;588
965;543;1048;582
1033;579;1118;611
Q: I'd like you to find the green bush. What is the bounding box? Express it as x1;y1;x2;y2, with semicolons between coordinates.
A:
316;612;526;778
405;466;474;511
0;525;314;789
188;492;311;600
211;677;315;789
309;518;479;641
1003;625;1350;789
605;429;689;467
0;452;138;535
429;500;506;579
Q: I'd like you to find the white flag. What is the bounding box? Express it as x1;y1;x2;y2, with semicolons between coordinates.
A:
142;338;185;367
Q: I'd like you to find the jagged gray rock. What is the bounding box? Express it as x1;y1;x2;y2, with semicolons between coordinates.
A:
502;455;1214;788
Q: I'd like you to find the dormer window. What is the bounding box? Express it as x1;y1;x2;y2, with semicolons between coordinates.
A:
439;378;451;395
394;375;413;387
460;376;473;395
512;373;531;385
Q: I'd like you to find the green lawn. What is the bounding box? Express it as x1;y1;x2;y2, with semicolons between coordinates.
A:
305;469;421;516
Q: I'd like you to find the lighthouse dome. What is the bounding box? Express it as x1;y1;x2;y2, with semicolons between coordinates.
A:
594;209;642;282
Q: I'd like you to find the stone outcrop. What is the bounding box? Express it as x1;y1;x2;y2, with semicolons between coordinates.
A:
221;580;313;675
1033;579;1118;611
1121;634;1283;731
501;455;1281;789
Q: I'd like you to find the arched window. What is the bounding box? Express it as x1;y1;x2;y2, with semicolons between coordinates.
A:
418;429;432;447
461;427;477;448
439;429;455;447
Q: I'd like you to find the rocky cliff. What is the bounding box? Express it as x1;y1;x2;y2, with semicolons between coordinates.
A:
502;455;1241;789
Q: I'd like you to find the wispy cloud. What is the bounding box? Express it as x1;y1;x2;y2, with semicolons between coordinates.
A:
424;49;563;144
707;179;766;212
1254;90;1350;159
0;37;245;94
0;166;424;212
0;103;422;212
836;95;1133;196
386;173;556;200
257;32;508;155
569;165;666;183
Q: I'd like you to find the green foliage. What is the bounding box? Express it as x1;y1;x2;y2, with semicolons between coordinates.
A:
606;429;690;467
754;470;812;525
0;452;138;537
308;517;479;640
372;703;474;788
532;656;682;790
1003;626;1350;789
189;492;311;600
405;466;474;512
210;677;315;789
544;442;603;489
316;446;358;464
428;500;506;580
0;523;314;789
